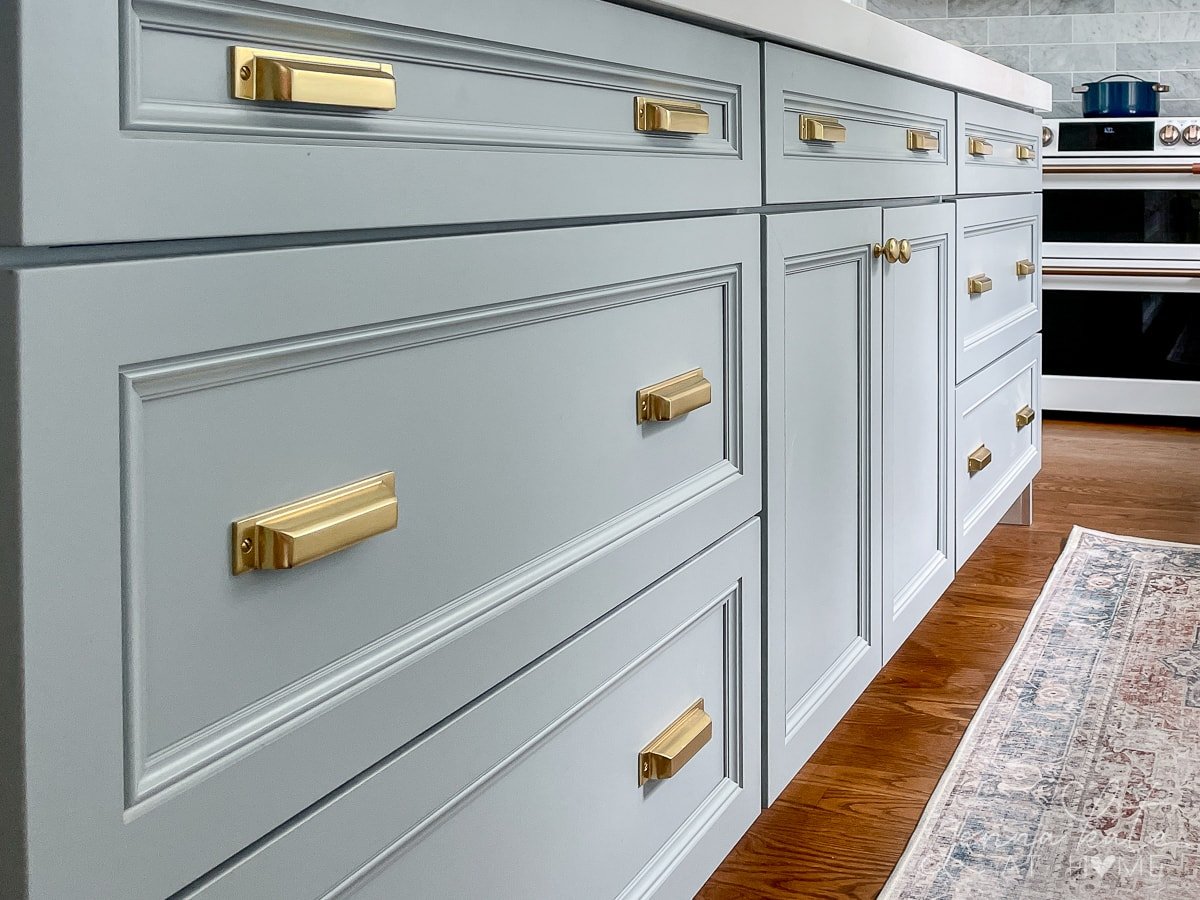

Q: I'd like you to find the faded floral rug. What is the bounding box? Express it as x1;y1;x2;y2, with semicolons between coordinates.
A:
880;527;1200;900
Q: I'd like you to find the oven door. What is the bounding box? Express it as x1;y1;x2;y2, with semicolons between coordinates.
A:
1043;163;1200;262
1042;265;1200;416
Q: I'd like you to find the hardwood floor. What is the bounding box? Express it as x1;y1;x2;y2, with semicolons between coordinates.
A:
698;417;1200;899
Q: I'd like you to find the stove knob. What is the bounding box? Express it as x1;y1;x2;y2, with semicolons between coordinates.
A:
1160;124;1182;146
1042;125;1053;147
1184;124;1200;146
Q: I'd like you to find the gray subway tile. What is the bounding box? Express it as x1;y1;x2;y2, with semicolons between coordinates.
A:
1074;12;1159;41
1030;71;1077;98
1030;41;1116;69
1159;96;1200;113
903;16;991;42
867;0;949;18
1160;68;1200;95
1116;0;1200;12
947;0;1030;18
1031;0;1113;13
1050;100;1084;116
989;14;1072;42
1118;40;1200;68
1161;12;1200;38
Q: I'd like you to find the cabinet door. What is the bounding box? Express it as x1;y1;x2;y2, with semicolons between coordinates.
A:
881;203;956;661
764;208;883;803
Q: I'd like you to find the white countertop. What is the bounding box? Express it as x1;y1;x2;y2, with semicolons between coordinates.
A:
620;0;1052;112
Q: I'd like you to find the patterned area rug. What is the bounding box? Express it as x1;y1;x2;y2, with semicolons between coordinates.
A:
881;527;1200;899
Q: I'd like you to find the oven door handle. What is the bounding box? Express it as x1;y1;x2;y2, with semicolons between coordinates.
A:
1043;266;1200;278
1044;162;1200;174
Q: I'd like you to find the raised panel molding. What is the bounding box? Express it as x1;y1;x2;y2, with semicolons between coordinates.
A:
119;267;745;813
960;215;1040;351
781;92;949;166
122;0;742;158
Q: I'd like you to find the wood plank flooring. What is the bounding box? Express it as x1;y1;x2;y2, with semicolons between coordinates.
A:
698;417;1200;899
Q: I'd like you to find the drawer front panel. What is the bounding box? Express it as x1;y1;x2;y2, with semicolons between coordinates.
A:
765;44;956;204
11;0;759;244
179;522;762;900
957;193;1042;382
956;336;1042;568
12;216;760;899
957;93;1043;196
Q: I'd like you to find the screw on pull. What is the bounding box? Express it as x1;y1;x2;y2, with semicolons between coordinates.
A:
239;65;252;80
240;537;254;554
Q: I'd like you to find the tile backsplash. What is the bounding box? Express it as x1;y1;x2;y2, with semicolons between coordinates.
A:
865;0;1200;117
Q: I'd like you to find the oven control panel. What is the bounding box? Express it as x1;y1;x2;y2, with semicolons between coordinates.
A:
1044;118;1200;156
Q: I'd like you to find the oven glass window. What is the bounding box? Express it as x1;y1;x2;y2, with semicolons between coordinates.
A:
1043;190;1200;244
1044;290;1200;381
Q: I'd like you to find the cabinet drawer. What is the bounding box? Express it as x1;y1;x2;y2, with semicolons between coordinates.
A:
8;0;759;245
957;94;1043;196
178;521;761;900
956;193;1042;382
764;43;956;204
956;336;1042;568
7;216;760;900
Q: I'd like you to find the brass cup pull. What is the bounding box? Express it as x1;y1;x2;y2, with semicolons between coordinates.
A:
967;445;993;474
968;137;994;157
1015;404;1037;430
232;473;398;575
232;46;397;110
1016;259;1037;277
634;97;710;135
967;274;993;295
907;129;940;152
636;368;712;424
1016;143;1036;161
800;114;848;143
639;699;712;786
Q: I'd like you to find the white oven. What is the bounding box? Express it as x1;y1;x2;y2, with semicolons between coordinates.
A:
1042;118;1200;417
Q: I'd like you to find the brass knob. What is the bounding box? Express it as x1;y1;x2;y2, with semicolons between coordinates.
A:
967;445;992;474
1016;259;1036;277
1160;124;1182;146
873;238;901;264
967;274;993;295
1015;404;1036;430
1184;124;1200;146
898;239;912;264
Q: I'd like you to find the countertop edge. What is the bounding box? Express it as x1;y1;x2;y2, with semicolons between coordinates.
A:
614;0;1053;113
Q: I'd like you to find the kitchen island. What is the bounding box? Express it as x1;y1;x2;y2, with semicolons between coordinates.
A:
0;1;1048;897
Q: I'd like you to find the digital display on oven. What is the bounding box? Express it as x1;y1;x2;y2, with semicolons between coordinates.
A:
1058;121;1156;152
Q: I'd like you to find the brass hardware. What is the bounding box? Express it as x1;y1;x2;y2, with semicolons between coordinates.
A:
968;137;994;157
634;97;710;135
231;47;396;110
232;473;398;575
1016;259;1037;277
874;238;901;264
1044;162;1200;175
1015;144;1035;161
906;129;940;152
636;368;712;424
967;274;993;295
1043;265;1200;278
638;699;712;786
1015;405;1036;430
967;445;993;474
898;239;913;264
800;115;847;143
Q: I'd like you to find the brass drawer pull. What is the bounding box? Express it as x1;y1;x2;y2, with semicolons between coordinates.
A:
874;238;912;264
1016;143;1036;161
634;97;710;135
1016;259;1037;277
232;473;398;575
231;46;397;110
639;699;712;786
967;274;993;295
636;368;712;424
968;137;994;157
907;129;940;152
967;445;993;474
1015;404;1037;430
800;114;847;143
